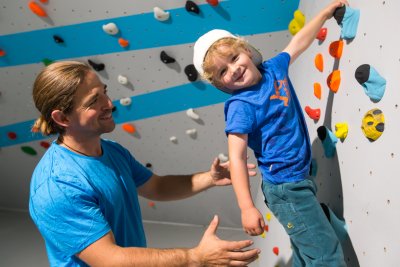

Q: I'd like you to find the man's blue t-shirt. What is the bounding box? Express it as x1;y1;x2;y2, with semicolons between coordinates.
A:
29;139;153;266
224;52;311;184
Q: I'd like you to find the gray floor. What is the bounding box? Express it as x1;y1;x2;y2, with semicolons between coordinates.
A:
0;210;257;266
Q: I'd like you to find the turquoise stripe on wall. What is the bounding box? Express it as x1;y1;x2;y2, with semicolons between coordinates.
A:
0;0;300;147
0;0;299;67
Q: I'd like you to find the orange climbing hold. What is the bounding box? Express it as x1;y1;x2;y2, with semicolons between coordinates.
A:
314;53;324;72
118;38;129;48
314;82;322;99
122;123;136;134
0;49;5;57
327;70;341;93
264;225;269;232
329;40;343;59
28;1;47;17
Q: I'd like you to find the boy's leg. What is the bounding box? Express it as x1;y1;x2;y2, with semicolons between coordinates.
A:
262;179;346;267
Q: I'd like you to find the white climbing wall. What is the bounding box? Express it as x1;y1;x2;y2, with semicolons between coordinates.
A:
0;1;399;267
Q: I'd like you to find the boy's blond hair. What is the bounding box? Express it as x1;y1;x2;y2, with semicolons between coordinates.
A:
202;37;250;89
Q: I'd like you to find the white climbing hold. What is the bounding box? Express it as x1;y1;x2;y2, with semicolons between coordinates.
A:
102;22;119;35
153;7;170;21
186;108;200;120
186;128;197;136
218;153;228;162
169;136;178;143
119;97;132;106
118;75;129;85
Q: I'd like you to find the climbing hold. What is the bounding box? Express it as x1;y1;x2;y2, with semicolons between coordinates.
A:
0;49;6;57
122;123;136;134
53;35;64;44
117;75;129;85
266;212;272;221
320;203;349;243
42;58;54;66
327;70;341;93
145;163;152;168
333;5;360;40
186;128;197;137
305;106;320;121
184;64;198;82
88;59;105;71
102;22;119;35
288;10;305;35
272;247;279;256
112;106;117;112
21;146;37;156
153;7;170;21
329;40;343;59
361;108;384;142
185;1;200;14
264;225;269;232
186;108;200;120
119;97;132;106
169;136;178;143
7;132;17;140
28;1;47;17
148;201;156;208
39;141;50;149
355;64;386;102
260;232;266;238
314;53;324;72
335;122;348;140
218;153;228;162
160;51;176;64
316;27;327;42
314;82;322;99
309;158;318;177
118;38;129;48
207;0;219;6
39;0;48;3
317;126;338;158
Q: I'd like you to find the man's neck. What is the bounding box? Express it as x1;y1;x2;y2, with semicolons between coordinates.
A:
58;135;102;157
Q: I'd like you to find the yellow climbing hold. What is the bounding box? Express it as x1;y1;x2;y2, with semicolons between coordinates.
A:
288;10;305;35
361;109;385;141
335;122;349;140
266;212;272;221
260;232;266;238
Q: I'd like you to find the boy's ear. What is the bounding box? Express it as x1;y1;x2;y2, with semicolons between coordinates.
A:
51;110;70;128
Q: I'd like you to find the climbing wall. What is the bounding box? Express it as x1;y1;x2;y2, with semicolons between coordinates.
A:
0;1;398;266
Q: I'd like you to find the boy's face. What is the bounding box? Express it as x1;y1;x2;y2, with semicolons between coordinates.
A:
209;45;262;92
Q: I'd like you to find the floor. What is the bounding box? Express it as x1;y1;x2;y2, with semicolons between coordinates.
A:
0;210;257;266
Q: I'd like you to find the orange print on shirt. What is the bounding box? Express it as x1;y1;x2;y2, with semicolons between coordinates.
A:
270;78;290;106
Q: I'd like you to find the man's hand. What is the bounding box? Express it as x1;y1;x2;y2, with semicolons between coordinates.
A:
189;215;260;266
210;157;257;186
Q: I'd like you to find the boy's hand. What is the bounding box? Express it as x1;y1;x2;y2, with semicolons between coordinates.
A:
324;0;349;19
210;157;257;186
241;207;265;236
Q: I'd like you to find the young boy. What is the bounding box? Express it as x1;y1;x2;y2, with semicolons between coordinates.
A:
193;0;348;266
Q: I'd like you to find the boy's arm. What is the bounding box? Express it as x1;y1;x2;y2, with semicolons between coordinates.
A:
228;133;265;235
228;133;254;210
283;0;349;64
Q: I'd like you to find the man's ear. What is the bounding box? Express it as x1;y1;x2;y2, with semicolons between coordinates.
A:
51;110;70;128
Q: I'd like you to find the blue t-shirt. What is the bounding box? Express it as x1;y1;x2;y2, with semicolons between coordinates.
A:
224;52;311;184
29;139;153;267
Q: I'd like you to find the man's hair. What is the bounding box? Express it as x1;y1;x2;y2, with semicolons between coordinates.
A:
32;61;91;136
202;37;250;89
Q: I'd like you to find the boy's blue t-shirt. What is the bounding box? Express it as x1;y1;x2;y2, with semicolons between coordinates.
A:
224;52;311;184
29;139;153;267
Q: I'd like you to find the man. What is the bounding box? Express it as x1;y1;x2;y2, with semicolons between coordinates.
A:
29;61;260;266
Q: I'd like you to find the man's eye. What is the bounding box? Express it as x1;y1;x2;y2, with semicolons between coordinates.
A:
232;55;238;61
219;69;226;77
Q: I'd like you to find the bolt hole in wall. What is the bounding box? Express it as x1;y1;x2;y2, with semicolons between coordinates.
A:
0;1;400;267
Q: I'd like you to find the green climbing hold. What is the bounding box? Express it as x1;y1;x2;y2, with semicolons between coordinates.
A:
42;58;54;66
21;146;37;155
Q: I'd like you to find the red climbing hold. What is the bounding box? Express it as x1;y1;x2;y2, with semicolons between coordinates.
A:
273;246;279;256
0;49;5;57
7;132;17;140
316;27;327;42
40;141;51;149
207;0;219;6
305;106;321;120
